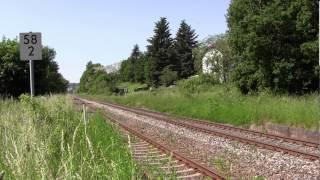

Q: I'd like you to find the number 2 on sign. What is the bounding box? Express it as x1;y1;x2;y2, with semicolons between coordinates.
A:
28;46;34;56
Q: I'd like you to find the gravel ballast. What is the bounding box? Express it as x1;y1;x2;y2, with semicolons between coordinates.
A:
105;105;320;179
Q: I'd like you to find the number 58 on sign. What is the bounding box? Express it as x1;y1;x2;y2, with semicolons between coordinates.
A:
20;32;42;60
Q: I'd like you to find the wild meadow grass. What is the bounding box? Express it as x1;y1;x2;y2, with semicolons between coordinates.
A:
0;95;139;179
79;84;319;130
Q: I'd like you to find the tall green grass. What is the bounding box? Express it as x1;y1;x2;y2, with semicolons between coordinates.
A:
0;95;139;179
79;84;319;130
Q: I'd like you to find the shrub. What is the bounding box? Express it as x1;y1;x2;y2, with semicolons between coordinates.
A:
177;75;218;95
160;66;178;87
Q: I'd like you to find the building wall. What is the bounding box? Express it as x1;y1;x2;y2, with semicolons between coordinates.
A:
202;49;224;82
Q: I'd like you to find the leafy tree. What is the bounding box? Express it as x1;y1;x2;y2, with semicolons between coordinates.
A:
0;37;26;97
146;17;174;86
227;0;319;94
78;62;117;94
35;47;69;94
119;59;134;82
174;20;198;79
0;37;68;97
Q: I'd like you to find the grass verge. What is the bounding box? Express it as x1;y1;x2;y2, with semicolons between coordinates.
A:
0;95;140;179
78;84;319;130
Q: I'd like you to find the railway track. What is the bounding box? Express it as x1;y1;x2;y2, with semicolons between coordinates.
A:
74;97;224;180
116;102;319;148
74;96;320;161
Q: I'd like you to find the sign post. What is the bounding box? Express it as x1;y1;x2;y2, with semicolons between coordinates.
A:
19;32;42;96
29;60;34;96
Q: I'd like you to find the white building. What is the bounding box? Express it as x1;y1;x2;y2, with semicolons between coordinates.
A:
105;62;122;73
202;49;224;82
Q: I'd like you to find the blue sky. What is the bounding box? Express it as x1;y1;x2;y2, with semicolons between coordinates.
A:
0;0;231;83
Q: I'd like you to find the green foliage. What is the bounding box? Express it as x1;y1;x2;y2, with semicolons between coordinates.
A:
160;66;178;87
134;53;146;82
144;56;157;86
0;37;68;97
0;95;139;179
227;0;319;94
119;59;134;82
130;44;141;61
78;62;117;94
177;75;218;95
174;20;198;79
119;45;146;83
146;17;174;87
117;82;148;93
130;44;145;83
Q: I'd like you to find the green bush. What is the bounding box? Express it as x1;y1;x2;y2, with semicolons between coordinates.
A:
160;66;178;87
177;75;218;95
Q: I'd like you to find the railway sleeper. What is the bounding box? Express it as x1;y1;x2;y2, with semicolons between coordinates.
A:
177;172;203;179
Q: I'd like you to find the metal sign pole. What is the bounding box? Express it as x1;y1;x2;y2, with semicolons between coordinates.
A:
29;59;35;96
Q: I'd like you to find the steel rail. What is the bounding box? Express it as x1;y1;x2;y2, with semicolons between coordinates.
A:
125;106;320;148
98;98;319;148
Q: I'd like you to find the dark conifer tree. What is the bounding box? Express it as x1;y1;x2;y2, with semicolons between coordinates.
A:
129;44;141;82
174;20;198;79
146;17;173;86
130;44;141;61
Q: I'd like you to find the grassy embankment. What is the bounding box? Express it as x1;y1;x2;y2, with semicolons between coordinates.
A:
0;95;141;179
117;82;148;93
79;78;319;130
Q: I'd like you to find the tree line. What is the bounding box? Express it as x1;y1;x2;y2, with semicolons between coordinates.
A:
0;37;68;97
80;0;318;95
119;18;198;87
78;18;198;95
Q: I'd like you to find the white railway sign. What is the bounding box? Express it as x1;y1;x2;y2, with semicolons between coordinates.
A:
19;32;42;60
19;32;42;96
